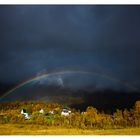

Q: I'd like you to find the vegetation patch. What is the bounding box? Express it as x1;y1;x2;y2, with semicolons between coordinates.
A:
0;101;140;135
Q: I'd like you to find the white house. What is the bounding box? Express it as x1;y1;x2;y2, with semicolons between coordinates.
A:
49;110;54;115
61;108;71;116
39;109;45;114
21;109;30;120
24;113;30;120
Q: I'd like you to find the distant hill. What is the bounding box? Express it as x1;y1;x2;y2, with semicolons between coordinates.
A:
71;89;140;113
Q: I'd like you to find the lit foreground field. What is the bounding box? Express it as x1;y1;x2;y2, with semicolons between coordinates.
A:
0;124;140;135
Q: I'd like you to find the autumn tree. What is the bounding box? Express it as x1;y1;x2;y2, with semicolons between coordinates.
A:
84;106;98;128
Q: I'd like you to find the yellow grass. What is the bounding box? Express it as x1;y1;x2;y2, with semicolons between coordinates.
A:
0;124;140;135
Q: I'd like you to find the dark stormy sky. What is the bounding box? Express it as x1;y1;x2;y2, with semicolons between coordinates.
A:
0;5;140;94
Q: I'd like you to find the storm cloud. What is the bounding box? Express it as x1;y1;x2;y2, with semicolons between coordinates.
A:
0;5;140;92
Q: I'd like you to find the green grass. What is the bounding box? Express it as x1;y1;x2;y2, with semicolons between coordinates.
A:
0;124;140;135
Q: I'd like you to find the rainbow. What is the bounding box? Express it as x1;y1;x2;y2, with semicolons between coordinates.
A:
0;70;139;100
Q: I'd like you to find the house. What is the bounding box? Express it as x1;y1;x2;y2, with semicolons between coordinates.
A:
39;108;45;114
49;110;54;115
21;109;30;120
61;108;71;116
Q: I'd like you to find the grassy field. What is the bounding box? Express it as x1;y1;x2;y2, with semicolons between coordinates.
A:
0;124;140;135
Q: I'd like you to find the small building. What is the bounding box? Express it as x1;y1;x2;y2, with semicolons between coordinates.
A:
21;109;30;120
49;110;54;115
39;109;45;114
61;108;71;116
24;113;30;120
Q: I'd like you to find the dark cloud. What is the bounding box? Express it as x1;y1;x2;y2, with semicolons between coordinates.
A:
0;5;140;92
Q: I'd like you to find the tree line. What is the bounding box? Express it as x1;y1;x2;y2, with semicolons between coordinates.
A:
0;101;140;129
